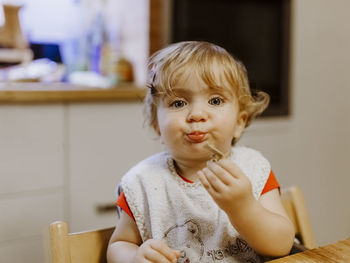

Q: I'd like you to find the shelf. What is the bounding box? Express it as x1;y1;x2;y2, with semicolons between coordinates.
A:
0;82;147;103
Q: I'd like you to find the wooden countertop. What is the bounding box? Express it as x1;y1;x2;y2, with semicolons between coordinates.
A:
0;82;147;103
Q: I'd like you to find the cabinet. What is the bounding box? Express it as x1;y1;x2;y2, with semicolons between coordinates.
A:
68;102;162;232
0;98;162;263
0;105;65;263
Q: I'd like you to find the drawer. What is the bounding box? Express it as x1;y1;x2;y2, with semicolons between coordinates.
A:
0;105;64;194
0;235;48;263
0;191;64;242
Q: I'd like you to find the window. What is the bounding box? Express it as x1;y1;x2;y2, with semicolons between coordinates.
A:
150;0;291;116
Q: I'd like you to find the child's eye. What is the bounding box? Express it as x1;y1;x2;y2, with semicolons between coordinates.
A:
209;97;223;106
170;99;187;108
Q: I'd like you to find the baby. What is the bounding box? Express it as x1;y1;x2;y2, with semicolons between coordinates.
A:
107;41;295;263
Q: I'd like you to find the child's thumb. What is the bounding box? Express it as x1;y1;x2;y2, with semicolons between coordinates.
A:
173;250;181;258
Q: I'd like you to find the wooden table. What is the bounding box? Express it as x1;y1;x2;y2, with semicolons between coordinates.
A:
270;238;350;262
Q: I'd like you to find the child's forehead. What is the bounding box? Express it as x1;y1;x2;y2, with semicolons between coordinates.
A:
169;69;234;95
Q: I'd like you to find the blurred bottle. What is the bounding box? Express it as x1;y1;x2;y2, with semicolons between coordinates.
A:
113;54;134;83
85;1;134;85
87;11;106;74
100;36;134;84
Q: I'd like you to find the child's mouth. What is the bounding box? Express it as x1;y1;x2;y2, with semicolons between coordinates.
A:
186;131;206;143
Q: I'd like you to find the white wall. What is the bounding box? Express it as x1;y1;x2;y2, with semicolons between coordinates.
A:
241;0;350;245
293;0;350;244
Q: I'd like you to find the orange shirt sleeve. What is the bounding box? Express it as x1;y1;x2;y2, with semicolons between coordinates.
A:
261;170;280;195
115;192;135;221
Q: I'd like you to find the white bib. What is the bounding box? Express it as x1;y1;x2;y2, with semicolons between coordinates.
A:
120;146;271;262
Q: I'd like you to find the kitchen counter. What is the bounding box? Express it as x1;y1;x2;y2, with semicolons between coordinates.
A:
0;82;146;103
0;81;157;262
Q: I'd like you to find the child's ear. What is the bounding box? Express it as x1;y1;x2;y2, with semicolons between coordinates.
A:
233;111;248;138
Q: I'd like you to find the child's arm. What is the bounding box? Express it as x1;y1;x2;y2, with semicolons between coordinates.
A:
107;210;180;263
198;159;295;257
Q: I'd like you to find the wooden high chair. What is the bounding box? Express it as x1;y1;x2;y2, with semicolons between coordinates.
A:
49;186;316;263
281;186;316;249
49;221;114;263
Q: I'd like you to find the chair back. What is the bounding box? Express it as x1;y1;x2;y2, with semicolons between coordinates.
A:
281;186;316;249
50;186;315;262
50;221;114;263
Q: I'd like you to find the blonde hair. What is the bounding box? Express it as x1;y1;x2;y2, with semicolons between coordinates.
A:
144;41;269;142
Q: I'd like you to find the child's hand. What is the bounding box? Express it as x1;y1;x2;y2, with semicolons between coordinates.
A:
197;159;255;213
133;239;180;263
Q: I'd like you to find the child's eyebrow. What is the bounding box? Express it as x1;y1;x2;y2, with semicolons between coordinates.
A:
169;86;234;98
171;85;224;93
208;86;235;97
170;88;188;94
167;87;198;97
207;85;225;92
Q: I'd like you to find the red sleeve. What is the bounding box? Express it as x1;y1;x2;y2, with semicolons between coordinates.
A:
260;170;280;195
115;192;135;221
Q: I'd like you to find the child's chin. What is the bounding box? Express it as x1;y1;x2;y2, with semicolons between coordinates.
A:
189;153;213;162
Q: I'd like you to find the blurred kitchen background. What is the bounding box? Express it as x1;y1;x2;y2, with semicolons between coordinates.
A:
0;0;147;85
0;0;349;262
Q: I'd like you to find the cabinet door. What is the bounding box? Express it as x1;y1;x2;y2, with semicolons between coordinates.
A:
0;105;65;194
68;102;162;232
0;104;65;263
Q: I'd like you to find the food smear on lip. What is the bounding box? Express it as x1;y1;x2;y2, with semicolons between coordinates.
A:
186;131;206;143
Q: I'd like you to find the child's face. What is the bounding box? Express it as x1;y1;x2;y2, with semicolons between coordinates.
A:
154;71;247;163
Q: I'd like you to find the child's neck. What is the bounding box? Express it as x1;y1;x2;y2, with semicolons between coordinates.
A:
172;158;207;182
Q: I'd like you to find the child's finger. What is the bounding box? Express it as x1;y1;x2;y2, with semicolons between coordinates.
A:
201;167;226;192
144;250;172;263
216;159;244;179
149;240;179;262
197;170;216;196
173;250;181;258
198;170;209;188
206;161;235;185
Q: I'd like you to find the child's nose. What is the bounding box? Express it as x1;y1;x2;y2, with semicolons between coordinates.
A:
187;103;208;122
